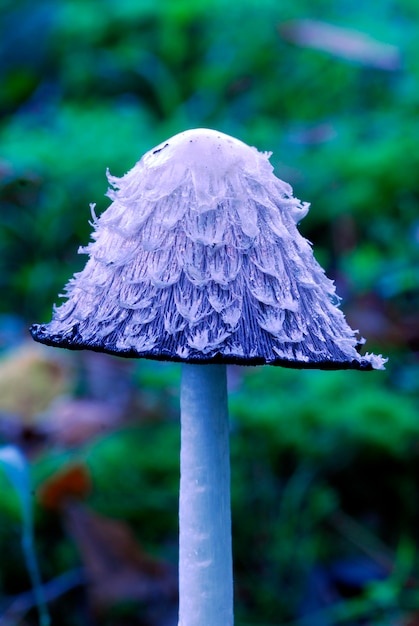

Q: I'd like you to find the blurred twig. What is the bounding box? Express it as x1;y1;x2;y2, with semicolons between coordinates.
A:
0;568;85;626
330;510;395;572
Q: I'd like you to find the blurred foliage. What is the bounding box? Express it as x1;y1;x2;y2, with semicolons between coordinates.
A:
1;0;419;333
0;359;418;624
1;0;419;624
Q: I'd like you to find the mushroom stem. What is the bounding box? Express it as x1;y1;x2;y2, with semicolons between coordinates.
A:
179;363;233;626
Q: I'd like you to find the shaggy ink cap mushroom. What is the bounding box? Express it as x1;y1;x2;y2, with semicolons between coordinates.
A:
31;128;386;371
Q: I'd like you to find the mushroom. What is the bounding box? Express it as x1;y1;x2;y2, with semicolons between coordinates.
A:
31;128;386;626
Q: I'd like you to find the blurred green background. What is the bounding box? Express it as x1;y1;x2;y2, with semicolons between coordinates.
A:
0;0;418;624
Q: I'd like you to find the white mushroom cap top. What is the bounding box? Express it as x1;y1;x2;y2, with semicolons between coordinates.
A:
31;128;386;370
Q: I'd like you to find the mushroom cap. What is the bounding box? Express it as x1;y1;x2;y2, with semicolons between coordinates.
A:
31;129;386;370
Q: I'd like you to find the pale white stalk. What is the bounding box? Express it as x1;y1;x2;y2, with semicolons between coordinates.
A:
179;363;233;626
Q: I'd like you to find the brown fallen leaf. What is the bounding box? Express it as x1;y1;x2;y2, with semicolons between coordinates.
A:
37;462;92;510
44;397;122;447
36;464;178;622
0;342;71;423
63;502;177;614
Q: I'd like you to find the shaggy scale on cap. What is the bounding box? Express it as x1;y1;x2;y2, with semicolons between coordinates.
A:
31;129;386;370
